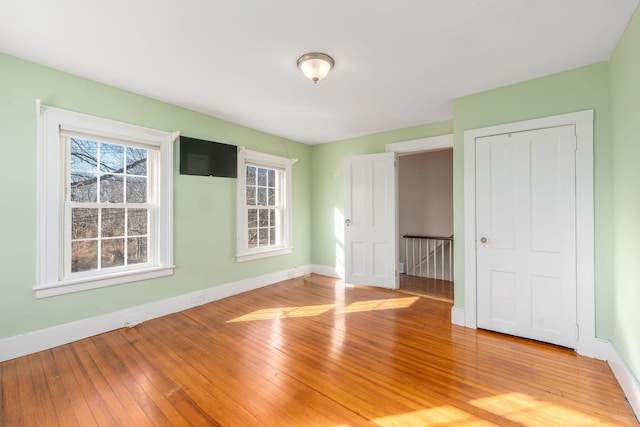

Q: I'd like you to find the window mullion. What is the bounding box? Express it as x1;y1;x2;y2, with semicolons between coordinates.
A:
97;208;102;271
124;207;129;267
96;141;102;203
68;202;151;208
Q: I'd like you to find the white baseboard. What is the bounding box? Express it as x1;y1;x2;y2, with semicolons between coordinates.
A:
0;265;313;362
597;339;640;421
595;337;613;361
451;306;466;327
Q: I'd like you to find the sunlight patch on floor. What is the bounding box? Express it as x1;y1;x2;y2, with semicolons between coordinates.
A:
227;304;336;322
227;297;419;322
372;405;491;426
469;392;616;426
339;297;419;314
366;392;618;427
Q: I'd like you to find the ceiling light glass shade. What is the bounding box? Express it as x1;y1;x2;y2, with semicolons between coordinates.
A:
297;52;334;83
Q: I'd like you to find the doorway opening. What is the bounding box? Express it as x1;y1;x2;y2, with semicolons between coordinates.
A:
387;136;454;302
398;149;453;301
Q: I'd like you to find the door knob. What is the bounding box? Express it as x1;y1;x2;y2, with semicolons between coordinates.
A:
345;219;351;227
480;237;488;244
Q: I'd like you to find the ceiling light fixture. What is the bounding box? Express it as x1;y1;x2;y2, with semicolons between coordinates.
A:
297;52;334;84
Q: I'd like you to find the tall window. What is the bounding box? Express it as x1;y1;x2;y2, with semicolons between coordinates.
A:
237;149;292;262
36;105;175;298
67;138;150;274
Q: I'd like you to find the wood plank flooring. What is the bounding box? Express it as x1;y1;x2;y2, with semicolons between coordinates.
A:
399;274;454;302
1;274;637;426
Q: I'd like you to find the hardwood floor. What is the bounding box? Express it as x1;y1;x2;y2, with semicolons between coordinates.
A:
399;274;454;302
1;274;637;426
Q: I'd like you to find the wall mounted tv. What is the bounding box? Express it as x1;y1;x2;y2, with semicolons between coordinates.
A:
179;136;238;178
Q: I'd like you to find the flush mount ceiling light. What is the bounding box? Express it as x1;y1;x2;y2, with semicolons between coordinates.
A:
297;52;334;84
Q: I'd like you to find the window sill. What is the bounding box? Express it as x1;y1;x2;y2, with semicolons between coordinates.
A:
236;247;292;263
34;266;175;298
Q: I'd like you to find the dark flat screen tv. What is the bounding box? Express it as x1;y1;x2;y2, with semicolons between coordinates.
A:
179;136;237;178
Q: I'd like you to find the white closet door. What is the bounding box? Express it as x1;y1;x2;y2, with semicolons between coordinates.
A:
476;125;577;348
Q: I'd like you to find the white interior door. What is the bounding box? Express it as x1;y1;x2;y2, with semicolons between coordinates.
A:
344;152;398;289
476;125;577;348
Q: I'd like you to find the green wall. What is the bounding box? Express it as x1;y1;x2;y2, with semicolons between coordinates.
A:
453;62;613;339
309;121;453;269
610;7;640;384
0;53;311;339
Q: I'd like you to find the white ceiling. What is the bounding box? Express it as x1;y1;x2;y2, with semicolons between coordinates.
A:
1;1;638;145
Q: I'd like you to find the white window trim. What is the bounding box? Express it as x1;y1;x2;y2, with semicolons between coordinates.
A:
236;148;293;262
35;102;176;298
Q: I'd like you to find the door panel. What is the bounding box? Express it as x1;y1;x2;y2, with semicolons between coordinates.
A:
530;275;562;333
530;139;562;252
344;152;398;289
476;126;577;348
489;270;516;325
487;140;517;250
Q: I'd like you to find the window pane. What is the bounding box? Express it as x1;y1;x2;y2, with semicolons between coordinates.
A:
257;168;267;186
258;229;268;246
269;209;276;226
127;208;147;236
126;147;147;176
259;209;269;227
269;227;276;245
102;238;125;268
248;229;258;248
70;172;98;202
268;169;275;187
102;208;125;237
70;139;97;172
127;237;147;264
246;186;256;206
268;188;275;205
248;209;257;228
246;166;256;185
100;174;124;203
100;143;124;173
126;176;147;203
72;208;98;239
72;240;98;273
257;187;267;205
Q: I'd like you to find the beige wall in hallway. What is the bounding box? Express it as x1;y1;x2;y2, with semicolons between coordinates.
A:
399;149;454;270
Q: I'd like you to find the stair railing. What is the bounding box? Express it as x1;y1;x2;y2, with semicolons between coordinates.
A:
403;235;453;281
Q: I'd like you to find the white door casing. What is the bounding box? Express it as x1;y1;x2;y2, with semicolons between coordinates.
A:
462;110;595;357
475;126;577;348
344;152;398;289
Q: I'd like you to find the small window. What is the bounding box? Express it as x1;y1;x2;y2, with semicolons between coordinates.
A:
236;149;292;262
36;104;175;298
